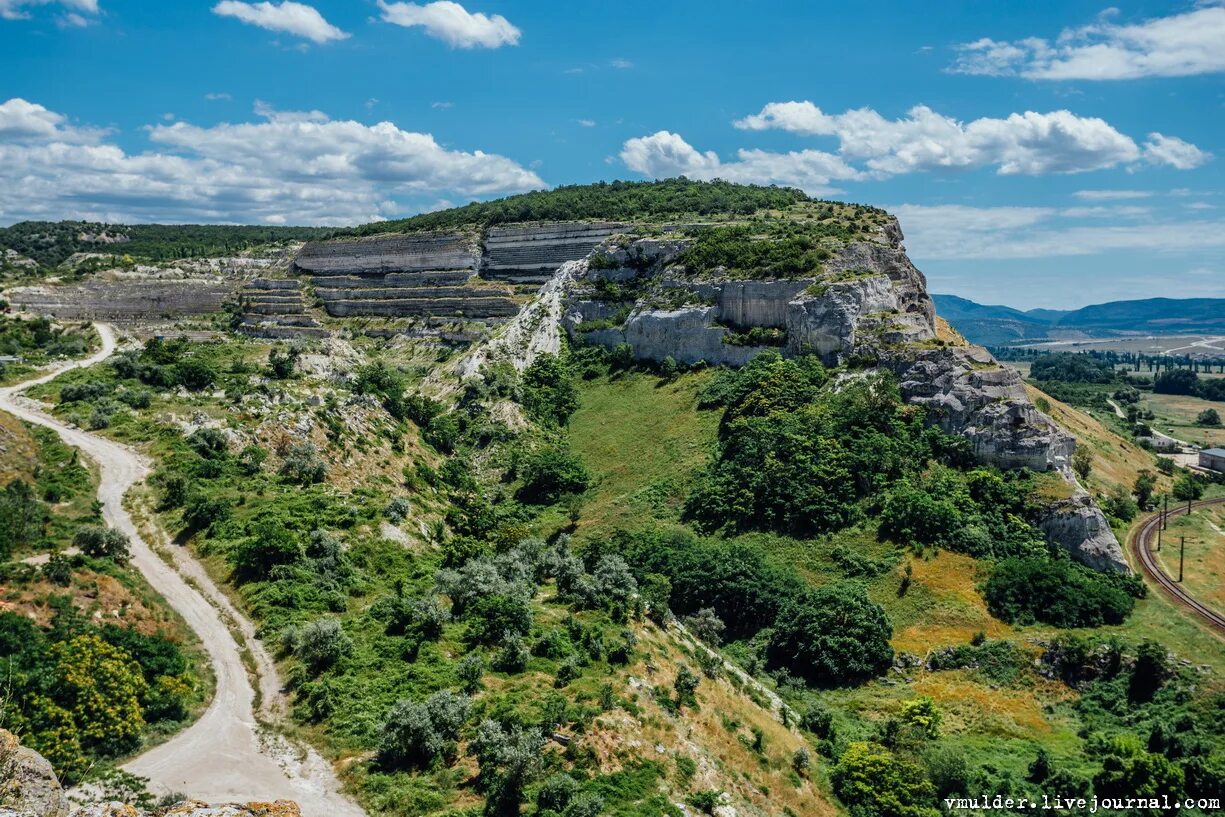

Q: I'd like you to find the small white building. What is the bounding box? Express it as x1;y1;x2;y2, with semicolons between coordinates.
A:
1200;448;1225;473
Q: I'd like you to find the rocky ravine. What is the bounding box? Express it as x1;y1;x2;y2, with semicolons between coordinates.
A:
0;327;363;817
554;218;1129;573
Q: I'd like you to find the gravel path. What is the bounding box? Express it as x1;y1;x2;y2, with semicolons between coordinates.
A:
0;325;363;816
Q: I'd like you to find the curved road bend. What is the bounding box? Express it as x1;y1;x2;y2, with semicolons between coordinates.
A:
1131;497;1225;635
0;324;363;816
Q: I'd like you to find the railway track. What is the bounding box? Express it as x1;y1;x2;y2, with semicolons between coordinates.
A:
1130;496;1225;634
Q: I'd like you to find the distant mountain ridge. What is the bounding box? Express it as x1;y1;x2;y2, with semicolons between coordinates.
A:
933;294;1225;345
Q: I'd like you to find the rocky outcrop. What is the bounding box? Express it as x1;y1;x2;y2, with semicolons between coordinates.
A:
1;728;301;817
885;346;1074;472
1;729;68;817
552;218;1126;572
1037;494;1130;573
563;226;937;369
294;231;523;320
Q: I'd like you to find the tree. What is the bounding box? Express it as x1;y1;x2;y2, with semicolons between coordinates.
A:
984;555;1135;628
181;492;230;532
457;652;484;694
1128;640;1170;703
1196;408;1221;426
267;346;299;379
0;479;45;560
767;584;893;686
470;719;545;817
280;442;326;485
1172;473;1203;507
1133;471;1156;510
1154;368;1198;396
1072;447;1093;481
521;354;578;427
832;742;938;817
516;446;589;504
674;664;699;709
681;608;726;646
73;525;130;563
379;691;472;769
172;357;217;391
898;697;942;739
51;634;148;757
230;518;301;577
292;619;352;675
1093;736;1184;802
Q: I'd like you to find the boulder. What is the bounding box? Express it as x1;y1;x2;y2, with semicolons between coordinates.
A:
1;729;68;817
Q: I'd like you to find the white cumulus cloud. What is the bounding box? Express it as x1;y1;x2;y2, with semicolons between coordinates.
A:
732;101;1205;175
620;130;862;195
377;1;519;49
892;203;1225;260
211;1;348;44
0;98;543;226
1142;133;1210;170
950;5;1225;80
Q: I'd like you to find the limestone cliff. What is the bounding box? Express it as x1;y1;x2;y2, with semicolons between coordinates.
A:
556;217;1128;573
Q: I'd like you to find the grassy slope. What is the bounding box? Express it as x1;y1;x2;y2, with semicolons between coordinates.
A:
566;366;1225;787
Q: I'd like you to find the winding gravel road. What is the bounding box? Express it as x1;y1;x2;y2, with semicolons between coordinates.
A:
0;324;363;816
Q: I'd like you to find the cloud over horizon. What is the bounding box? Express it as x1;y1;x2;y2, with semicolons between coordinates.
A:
733;102;1208;175
0;98;543;226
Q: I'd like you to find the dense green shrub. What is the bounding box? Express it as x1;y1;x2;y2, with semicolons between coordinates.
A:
687;354;971;537
517;446;590;504
984;555;1140;627
767;584;893;686
521;355;579;427
73;525;130;563
355;179;815;235
0;479;46;559
832;741;938;817
379;691;472;769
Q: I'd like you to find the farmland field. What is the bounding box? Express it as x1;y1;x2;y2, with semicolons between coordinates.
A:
1141;392;1225;448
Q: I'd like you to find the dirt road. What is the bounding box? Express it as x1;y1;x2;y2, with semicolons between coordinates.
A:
0;325;363;816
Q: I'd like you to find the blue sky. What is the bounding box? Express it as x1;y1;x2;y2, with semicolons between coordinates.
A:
2;0;1223;308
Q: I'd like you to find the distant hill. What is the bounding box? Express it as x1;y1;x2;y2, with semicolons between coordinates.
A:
930;294;1053;345
933;294;1225;345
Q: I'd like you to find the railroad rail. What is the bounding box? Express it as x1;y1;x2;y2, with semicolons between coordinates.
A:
1130;496;1225;634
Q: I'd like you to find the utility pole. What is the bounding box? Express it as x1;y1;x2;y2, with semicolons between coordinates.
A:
1157;515;1163;551
1163;496;1169;530
1179;537;1185;583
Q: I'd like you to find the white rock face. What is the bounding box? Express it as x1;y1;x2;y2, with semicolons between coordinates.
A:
1038;493;1130;573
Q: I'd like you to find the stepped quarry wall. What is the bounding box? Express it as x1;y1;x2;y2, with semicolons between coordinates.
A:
482;223;622;283
5;279;237;321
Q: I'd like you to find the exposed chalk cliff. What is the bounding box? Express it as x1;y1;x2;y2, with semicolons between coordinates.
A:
553;216;1128;573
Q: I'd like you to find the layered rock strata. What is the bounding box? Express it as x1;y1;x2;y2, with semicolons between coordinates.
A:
237;279;328;340
5;280;237;322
